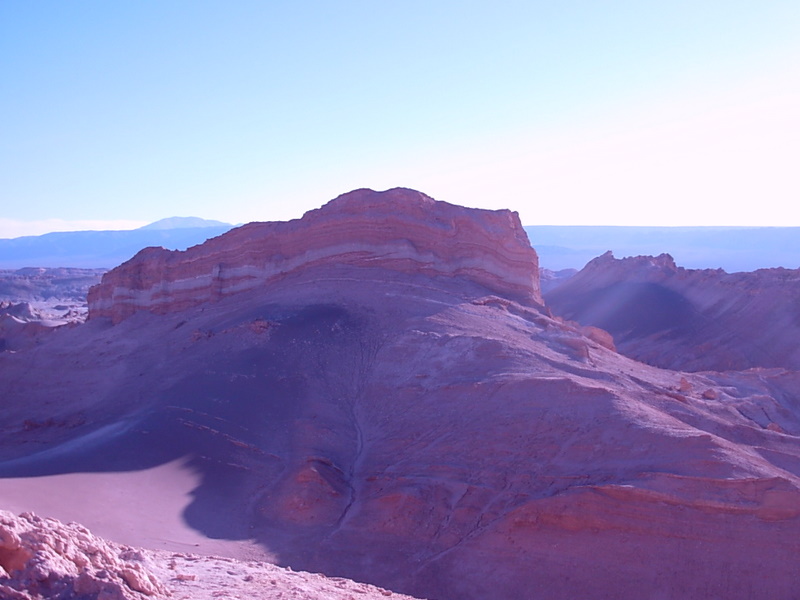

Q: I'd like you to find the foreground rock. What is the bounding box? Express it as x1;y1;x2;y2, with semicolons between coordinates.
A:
1;189;799;599
0;510;421;600
545;251;800;371
0;510;167;599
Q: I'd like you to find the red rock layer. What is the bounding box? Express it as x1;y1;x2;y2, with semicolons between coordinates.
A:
88;188;540;323
545;251;800;371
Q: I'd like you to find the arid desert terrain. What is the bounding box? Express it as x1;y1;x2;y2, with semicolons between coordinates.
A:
2;188;799;599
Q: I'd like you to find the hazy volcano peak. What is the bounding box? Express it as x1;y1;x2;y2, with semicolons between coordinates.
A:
88;188;541;323
138;216;233;230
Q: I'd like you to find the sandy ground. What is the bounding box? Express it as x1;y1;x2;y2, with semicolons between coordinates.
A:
0;458;267;561
150;551;419;600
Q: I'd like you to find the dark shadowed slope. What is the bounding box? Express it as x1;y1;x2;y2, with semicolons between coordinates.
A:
2;190;800;600
545;251;800;372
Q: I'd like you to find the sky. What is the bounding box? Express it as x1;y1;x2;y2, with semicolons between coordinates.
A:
2;1;799;238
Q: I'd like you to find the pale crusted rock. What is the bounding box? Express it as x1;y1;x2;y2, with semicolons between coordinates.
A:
0;583;31;599
0;512;426;600
0;511;168;599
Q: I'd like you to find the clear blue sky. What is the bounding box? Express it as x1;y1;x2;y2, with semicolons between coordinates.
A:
2;1;799;237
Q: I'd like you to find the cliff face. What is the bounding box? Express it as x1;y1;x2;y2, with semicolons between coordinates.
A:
545;251;800;371
88;188;541;323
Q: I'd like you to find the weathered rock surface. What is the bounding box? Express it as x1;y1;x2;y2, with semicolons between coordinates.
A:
1;191;800;600
545;251;800;371
88;188;541;323
0;510;422;600
0;268;105;306
0;510;168;599
0;302;77;353
0;269;104;353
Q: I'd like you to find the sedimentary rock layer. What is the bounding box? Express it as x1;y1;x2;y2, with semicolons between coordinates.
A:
88;188;540;323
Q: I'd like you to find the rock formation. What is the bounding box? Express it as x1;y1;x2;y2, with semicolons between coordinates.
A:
88;188;541;323
538;267;577;293
545;251;800;371
0;302;74;353
0;510;422;600
1;189;800;599
0;268;105;306
0;267;105;327
0;510;167;599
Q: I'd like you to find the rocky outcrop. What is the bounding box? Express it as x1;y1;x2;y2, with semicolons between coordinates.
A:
0;302;39;322
0;268;105;304
0;510;425;600
0;303;68;353
0;510;167;599
0;268;105;324
88;188;540;323
544;251;800;371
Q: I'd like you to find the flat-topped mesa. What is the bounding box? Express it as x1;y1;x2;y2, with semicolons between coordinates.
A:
88;188;541;323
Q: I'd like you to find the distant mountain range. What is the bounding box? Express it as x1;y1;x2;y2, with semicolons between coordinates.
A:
1;218;798;272
0;217;235;269
137;216;232;230
525;225;800;272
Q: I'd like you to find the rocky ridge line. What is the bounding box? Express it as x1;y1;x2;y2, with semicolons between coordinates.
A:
88;188;540;323
544;250;800;371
